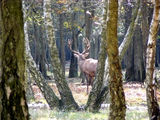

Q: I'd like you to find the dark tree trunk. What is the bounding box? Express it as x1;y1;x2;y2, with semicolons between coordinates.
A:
141;0;150;68
69;41;78;78
0;0;29;119
33;22;40;65
156;39;160;67
69;12;78;78
59;13;65;75
39;25;48;79
125;24;145;82
124;0;132;34
83;0;95;58
133;25;145;82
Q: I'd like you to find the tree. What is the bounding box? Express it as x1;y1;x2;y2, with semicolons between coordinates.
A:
24;14;62;109
141;0;150;67
106;0;126;119
68;11;79;78
145;0;160;119
123;0;146;82
0;0;29;119
86;0;140;112
85;0;108;112
43;0;79;110
0;2;3;118
59;13;65;74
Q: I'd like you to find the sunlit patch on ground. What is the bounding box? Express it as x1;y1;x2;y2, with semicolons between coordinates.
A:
29;82;158;119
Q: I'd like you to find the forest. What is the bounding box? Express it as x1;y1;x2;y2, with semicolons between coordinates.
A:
0;0;160;120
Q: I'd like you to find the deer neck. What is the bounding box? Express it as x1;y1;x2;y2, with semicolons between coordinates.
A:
78;59;85;69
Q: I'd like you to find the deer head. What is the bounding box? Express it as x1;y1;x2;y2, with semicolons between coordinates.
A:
68;38;90;61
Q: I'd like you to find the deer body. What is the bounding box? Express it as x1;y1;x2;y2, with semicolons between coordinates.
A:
79;58;97;77
68;38;98;94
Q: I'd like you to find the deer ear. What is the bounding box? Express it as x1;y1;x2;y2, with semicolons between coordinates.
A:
73;53;79;58
83;53;89;58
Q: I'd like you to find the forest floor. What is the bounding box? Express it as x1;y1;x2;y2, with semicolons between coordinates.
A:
28;64;160;120
31;80;160;107
29;79;160;120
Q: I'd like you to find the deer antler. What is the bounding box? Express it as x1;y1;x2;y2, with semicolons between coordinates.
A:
68;39;79;54
82;38;90;54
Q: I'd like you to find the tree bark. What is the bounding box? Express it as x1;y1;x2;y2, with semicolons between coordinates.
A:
25;69;35;103
145;0;160;119
0;2;3;118
0;0;29;119
106;0;126;119
27;55;62;109
69;12;78;78
59;13;65;75
39;26;48;79
141;0;150;68
43;0;79;110
23;15;61;109
85;0;108;112
83;0;95;58
86;0;140;112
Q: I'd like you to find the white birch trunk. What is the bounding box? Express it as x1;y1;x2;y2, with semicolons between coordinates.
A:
145;0;160;119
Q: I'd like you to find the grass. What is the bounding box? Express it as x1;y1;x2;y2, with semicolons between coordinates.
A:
31;69;153;120
30;81;153;120
29;107;149;120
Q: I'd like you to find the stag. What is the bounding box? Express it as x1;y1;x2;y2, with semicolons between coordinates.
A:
68;38;98;94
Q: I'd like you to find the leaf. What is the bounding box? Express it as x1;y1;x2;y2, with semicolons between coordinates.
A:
63;22;69;28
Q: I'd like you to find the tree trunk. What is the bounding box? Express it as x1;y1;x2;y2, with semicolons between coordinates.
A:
145;0;160;119
86;0;108;112
106;0;126;119
27;56;62;109
0;3;3;118
39;25;48;79
83;0;95;58
69;12;78;78
125;24;145;82
59;13;65;75
86;0;140;112
43;0;79;110
25;69;35;103
23;15;61;109
33;22;40;65
141;0;150;68
133;25;145;82
123;0;145;82
0;0;29;119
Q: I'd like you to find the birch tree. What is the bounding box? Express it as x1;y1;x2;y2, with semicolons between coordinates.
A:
43;0;79;110
86;0;140;112
0;0;29;119
106;0;126;119
145;0;160;119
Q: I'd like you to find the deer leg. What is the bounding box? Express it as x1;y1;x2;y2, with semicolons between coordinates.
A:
89;77;93;86
80;72;85;85
84;73;89;94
